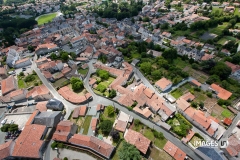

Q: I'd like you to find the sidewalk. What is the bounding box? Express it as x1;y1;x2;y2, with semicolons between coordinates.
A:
49;148;96;160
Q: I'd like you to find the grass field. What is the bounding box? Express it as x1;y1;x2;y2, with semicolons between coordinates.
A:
235;22;240;28
234;8;240;16
211;7;223;16
52;78;69;89
209;22;229;35
18;79;26;89
37;12;57;25
171;89;183;99
221;109;232;118
82;116;92;135
78;68;88;75
217;36;237;45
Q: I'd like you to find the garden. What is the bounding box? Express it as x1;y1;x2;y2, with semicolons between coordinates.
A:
167;113;192;138
68;111;85;133
132;119;167;149
189;133;205;148
92;69;116;98
17;71;42;89
52;78;70;89
81;115;92;135
36;12;57;25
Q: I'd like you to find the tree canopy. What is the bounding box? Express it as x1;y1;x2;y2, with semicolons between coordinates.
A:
70;77;83;92
99;120;113;134
210;62;232;80
118;141;141;160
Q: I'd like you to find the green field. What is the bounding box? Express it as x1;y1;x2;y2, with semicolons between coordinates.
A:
37;13;57;25
217;36;237;45
221;109;232;118
234;8;240;16
18;79;26;89
211;7;223;16
82;116;92;135
209;22;229;35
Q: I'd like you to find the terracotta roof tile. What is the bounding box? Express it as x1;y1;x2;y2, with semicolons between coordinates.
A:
69;134;115;158
124;129;151;154
91;118;98;131
0;140;13;160
210;83;232;100
9;89;25;98
181;92;195;101
15;58;30;65
12;124;46;158
176;98;190;111
79;106;87;116
191;79;201;87
155;77;172;91
25;110;39;126
115;120;127;132
163;141;178;157
223;118;232;126
1;75;17;95
35;101;48;112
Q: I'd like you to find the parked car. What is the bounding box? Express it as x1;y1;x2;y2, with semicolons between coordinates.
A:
22;68;26;71
1;118;7;124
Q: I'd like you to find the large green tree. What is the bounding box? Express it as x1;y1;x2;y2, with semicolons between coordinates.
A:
118;141;141;160
210;62;231;80
99;120;113;134
162;48;177;62
70;77;83;92
140;62;152;74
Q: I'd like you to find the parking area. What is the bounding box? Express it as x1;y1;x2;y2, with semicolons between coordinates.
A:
4;114;32;130
14;65;33;76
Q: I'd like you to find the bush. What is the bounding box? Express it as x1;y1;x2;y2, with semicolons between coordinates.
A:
63;158;68;160
110;130;120;141
51;141;58;149
206;92;212;98
19;72;24;76
34;82;39;86
106;105;115;117
127;106;133;111
24;74;35;82
96;84;106;93
109;89;116;98
191;102;198;108
57;142;64;148
194;87;201;92
153;130;164;140
134;119;141;126
99;120;113;134
96;69;109;80
217;99;231;106
1;124;18;132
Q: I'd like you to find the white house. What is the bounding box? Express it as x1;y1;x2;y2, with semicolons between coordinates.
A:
6;49;20;68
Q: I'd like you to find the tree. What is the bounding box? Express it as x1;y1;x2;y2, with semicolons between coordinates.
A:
210;62;231;80
60;51;69;61
162;48;177;62
199;102;204;109
24;74;35;82
134;119;140;126
99;120;113;134
109;89;116;98
232;53;240;64
140;62;152;74
96;69;109;80
96;84;107;93
110;130;120;141
206;75;220;84
51;141;58;149
107;105;115;117
151;70;162;80
19;72;24;76
70;77;83;92
50;53;58;60
27;45;34;52
191;102;198;108
70;52;76;60
63;158;68;160
118;141;141;160
153;130;164;140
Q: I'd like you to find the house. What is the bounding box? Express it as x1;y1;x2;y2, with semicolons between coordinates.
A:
91;118;98;134
224;6;235;12
225;135;240;157
163;141;187;160
36;101;48;112
6;49;20;68
209;83;232;100
35;43;59;55
225;61;240;73
196;146;226;160
69;134;115;159
12;124;47;159
147;50;162;57
221;49;231;56
46;98;64;111
89;78;97;87
124;129;151;154
181;92;195;102
72;106;87;118
52;120;77;142
161;32;171;38
115;120;128;132
223;118;232;126
97;104;105;112
0;66;7;80
1;75;17;96
9;89;28;102
155;77;172;92
0;140;14;160
14;58;32;69
26;84;52;101
33;111;62;127
191;79;201;88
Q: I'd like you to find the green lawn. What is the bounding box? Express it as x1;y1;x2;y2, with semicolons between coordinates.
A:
52;78;69;89
217;36;237;45
209;22;229;35
37;13;57;25
173;57;189;69
82;116;92;135
78;68;88;75
18;79;26;89
211;7;223;16
234;8;240;16
171;89;183;99
221;109;232;118
235;22;240;28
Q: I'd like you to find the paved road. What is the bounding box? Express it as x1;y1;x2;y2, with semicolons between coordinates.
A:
35;60;203;160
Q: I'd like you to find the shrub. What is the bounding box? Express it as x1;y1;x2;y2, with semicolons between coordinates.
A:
153;130;164;140
194;87;201;92
63;158;68;160
106;105;115;117
96;84;106;93
99;120;113;134
191;102;198;108
134;119;141;126
96;69;109;80
206;92;212;98
110;130;120;141
51;141;58;149
34;82;39;86
109;89;116;98
24;74;35;82
19;72;24;76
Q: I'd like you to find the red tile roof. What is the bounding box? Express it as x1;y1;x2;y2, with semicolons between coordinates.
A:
225;61;240;73
155;77;172;90
15;58;30;65
0;140;13;160
25;110;39;126
12;124;46;158
9;89;25;98
181;130;195;143
226;135;240;157
176;98;190;111
115;120;128;132
163;141;186;160
58;86;92;103
1;75;17;95
210;83;232;100
35;101;48;111
124;129;151;154
181;92;195;101
79;106;87;116
191;79;201;87
72;107;80;119
91;118;98;131
26;84;50;99
223;118;232;126
69;134;115;158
